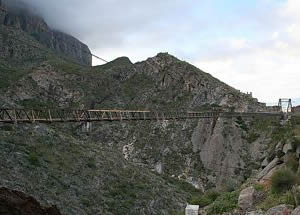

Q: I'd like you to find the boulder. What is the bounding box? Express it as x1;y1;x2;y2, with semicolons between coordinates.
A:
257;157;280;181
238;186;256;211
266;204;294;215
291;206;300;215
259;164;283;185
199;209;207;215
283;143;293;154
261;158;269;168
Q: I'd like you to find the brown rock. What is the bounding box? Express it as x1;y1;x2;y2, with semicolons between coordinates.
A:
238;186;256;211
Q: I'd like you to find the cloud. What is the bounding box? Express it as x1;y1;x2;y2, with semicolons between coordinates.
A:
193;0;300;103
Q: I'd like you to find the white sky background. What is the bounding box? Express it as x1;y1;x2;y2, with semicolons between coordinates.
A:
22;0;300;105
196;0;300;105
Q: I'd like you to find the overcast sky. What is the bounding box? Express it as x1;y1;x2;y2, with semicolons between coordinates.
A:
21;0;300;105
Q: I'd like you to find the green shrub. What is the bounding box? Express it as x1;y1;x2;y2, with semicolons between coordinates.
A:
207;191;239;214
225;179;239;192
271;126;294;145
235;116;248;131
206;190;221;202
271;168;297;193
190;190;220;207
253;183;265;191
172;212;184;215
258;192;295;210
27;152;40;166
286;155;299;172
291;137;300;151
87;158;97;169
246;132;260;143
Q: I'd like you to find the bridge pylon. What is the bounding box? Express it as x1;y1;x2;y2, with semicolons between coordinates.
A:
278;98;292;113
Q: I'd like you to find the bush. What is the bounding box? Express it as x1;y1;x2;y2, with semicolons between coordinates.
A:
207;191;239;214
27;152;40;166
246;132;260;143
271;168;297;193
87;158;96;169
286;155;299;172
225;179;239;192
258;192;295;210
190;190;220;208
235;116;248;131
253;183;265;191
291;137;300;151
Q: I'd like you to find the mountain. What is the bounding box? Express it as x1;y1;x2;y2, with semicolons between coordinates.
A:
1;3;300;215
0;0;92;66
0;51;273;214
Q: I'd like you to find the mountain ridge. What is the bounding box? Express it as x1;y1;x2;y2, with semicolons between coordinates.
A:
0;0;92;66
1;3;296;215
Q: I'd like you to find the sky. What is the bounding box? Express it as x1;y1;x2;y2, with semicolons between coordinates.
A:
19;0;300;105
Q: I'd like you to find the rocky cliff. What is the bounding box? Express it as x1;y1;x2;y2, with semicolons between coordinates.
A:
0;0;92;66
0;47;275;214
0;6;291;213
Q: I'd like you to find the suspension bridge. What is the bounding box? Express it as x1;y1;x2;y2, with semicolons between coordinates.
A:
0;108;284;124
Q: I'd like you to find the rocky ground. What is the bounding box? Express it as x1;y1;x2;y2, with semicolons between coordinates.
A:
0;187;62;215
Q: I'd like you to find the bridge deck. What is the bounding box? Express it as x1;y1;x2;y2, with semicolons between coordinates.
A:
0;109;282;123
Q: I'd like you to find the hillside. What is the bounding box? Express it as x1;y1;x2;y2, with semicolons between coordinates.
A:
2;2;300;215
0;52;273;215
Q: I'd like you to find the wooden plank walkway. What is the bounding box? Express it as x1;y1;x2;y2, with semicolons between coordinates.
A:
0;109;282;123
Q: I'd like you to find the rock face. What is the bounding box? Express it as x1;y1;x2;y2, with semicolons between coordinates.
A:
0;17;276;213
291;206;300;215
0;187;62;215
257;157;281;181
265;204;294;215
0;0;92;66
238;186;256;211
0;53;270;192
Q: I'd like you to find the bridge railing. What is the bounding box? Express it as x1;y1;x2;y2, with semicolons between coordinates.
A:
0;109;223;123
0;109;282;123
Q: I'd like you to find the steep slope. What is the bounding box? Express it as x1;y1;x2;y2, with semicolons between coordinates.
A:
0;11;276;214
0;123;195;215
0;0;92;66
0;55;269;177
0;187;62;215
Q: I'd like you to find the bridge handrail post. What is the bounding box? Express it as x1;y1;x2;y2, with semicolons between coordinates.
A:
48;109;52;122
31;109;35;123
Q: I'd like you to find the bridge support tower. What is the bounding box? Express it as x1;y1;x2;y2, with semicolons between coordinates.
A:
278;98;292;113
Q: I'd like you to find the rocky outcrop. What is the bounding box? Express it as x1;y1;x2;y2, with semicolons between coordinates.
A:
257;158;281;181
0;52;270;191
291;206;300;215
0;0;92;65
265;204;294;215
0;187;62;215
238;186;256;211
135;53;266;112
0;45;277;214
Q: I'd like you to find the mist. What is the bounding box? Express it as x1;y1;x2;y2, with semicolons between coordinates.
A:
15;0;192;53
